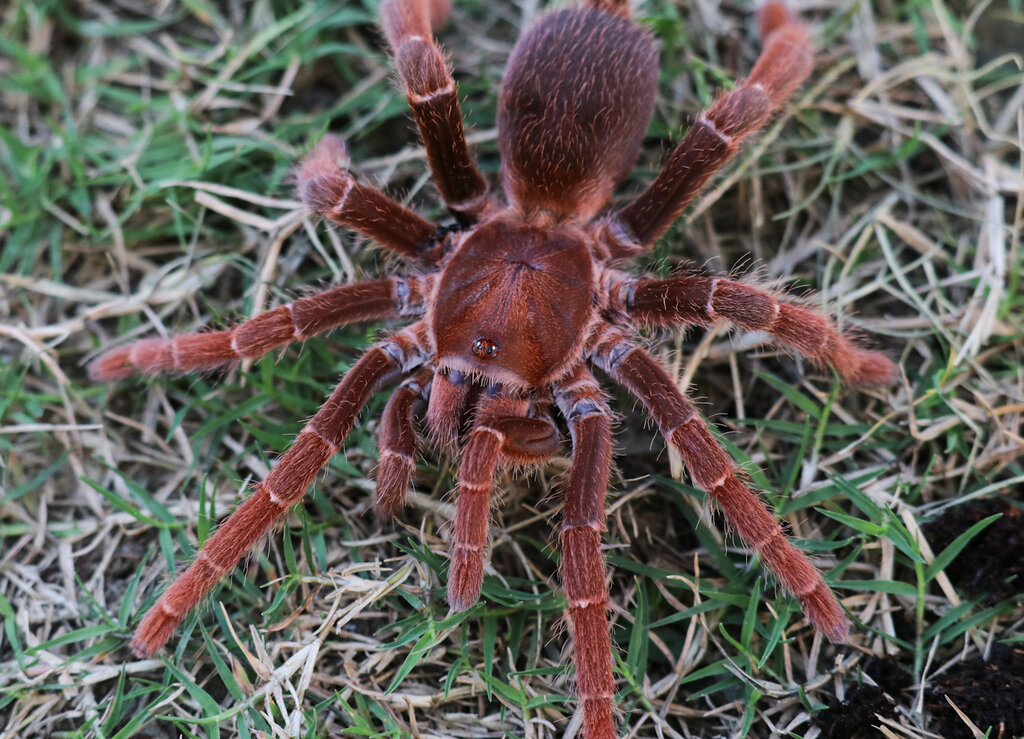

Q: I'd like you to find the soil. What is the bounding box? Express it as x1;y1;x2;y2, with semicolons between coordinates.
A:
814;657;912;739
926;643;1024;739
924;498;1024;603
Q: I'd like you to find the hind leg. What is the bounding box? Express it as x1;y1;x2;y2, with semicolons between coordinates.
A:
583;0;630;18
379;0;489;219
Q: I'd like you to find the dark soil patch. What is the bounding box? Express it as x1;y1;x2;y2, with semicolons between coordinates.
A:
926;643;1024;739
814;657;913;739
924;497;1024;603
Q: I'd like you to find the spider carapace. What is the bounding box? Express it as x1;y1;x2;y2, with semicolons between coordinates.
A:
90;0;897;736
434;218;595;387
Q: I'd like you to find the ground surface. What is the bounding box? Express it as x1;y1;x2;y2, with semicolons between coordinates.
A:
1;0;1022;737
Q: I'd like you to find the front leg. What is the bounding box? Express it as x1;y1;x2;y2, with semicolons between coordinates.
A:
552;366;616;739
592;327;849;643
130;329;424;656
375;366;434;518
447;391;560;610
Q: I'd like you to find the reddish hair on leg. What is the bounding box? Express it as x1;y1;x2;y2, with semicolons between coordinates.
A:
375;367;433;518
89;278;424;380
596;332;849;643
447;392;561;610
604;4;813;253
554;367;616;739
131;337;417;657
624;274;897;385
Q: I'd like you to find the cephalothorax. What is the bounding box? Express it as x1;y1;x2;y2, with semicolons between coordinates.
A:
91;1;897;736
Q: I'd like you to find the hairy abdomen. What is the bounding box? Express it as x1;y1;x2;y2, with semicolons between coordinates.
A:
498;7;658;219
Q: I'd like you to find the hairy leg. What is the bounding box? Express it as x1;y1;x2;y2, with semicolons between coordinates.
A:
619;274;897;385
583;0;630;18
446;418;501;612
552;366;616;739
447;392;560;610
130;329;424;657
592;327;848;642
379;0;488;220
89;276;430;380
298;135;444;261
375;366;433;517
601;2;812;253
426;369;477;454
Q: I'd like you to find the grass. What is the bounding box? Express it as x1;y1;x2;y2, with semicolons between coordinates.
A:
1;0;1022;737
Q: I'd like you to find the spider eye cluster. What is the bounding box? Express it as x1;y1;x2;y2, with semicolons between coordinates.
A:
471;337;500;359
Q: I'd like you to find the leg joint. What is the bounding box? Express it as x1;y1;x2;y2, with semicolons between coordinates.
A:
663;411;700;442
380;448;415;466
591;336;636;375
697;114;733;145
561;521;604;535
473;425;505;443
158;599;182;619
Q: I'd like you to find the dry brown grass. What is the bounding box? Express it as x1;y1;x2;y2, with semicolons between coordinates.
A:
1;0;1022;737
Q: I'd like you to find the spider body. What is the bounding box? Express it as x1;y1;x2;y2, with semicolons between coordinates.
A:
91;1;898;737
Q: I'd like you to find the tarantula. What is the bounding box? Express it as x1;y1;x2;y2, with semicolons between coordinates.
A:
91;0;897;736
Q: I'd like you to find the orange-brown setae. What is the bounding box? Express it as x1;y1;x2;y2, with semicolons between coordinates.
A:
91;2;898;737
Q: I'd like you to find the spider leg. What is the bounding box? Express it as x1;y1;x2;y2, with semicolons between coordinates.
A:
447;420;501;611
130;328;424;657
376;366;434;517
592;326;848;642
426;369;478;455
298;135;443;262
552;366;616;739
447;391;560;611
583;0;630;18
601;2;812;253
618;274;897;385
89;276;430;380
380;0;489;220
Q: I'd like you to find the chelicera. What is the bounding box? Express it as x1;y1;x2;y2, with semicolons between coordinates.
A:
90;0;898;736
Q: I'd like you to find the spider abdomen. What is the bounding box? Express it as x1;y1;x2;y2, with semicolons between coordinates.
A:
498;7;658;219
432;218;595;387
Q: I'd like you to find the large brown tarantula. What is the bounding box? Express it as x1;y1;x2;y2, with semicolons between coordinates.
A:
90;0;897;735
